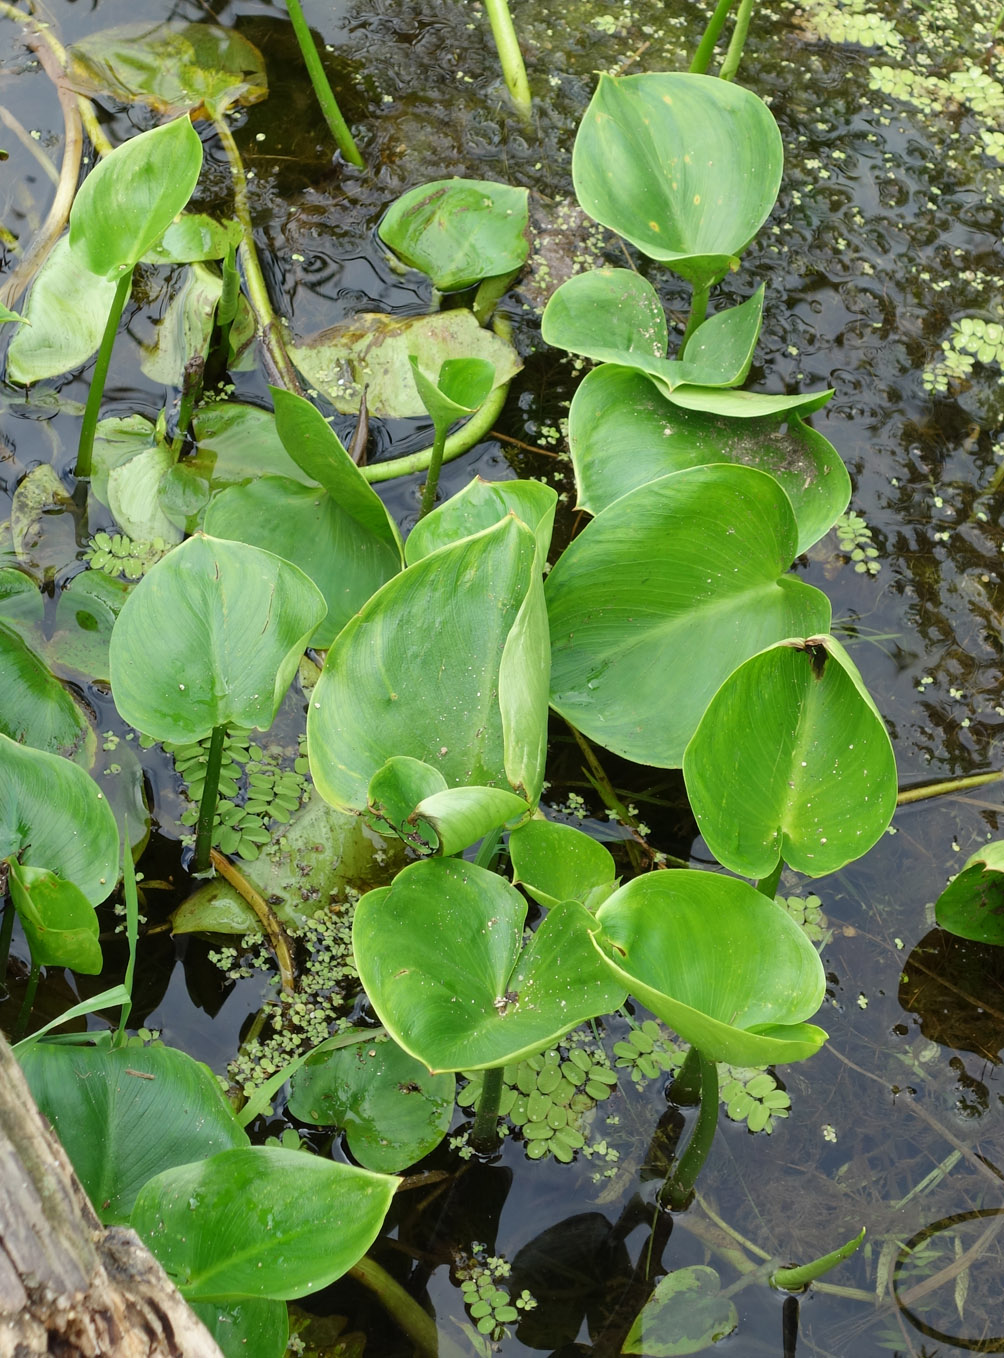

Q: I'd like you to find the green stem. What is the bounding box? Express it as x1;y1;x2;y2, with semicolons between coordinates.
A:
670;1044;703;1105
718;0;756;82
482;0;532;117
473;824;504;870
282;0;364;167
660;1053;718;1210
172;355;205;455
350;1254;467;1358
211;115;303;394
678;281;710;356
470;1065;505;1153
14;960;41;1042
754;859;783;899
362;381;509;484
0;896;14;995
193;724;227;875
75;267;133;479
897;771;1003;805
418;426;448;518
688;0;736;73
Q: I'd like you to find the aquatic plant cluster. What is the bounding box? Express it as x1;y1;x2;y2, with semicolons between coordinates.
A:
4;0;1004;1353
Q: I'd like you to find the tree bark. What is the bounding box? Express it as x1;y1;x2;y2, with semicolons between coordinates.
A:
0;1032;223;1358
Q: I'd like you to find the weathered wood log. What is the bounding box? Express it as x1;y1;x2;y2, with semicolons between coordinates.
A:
0;1031;224;1357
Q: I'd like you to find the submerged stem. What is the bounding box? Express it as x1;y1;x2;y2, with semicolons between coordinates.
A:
282;0;364;167
193;724;228;875
482;0;532;117
350;1254;467;1358
75;267;133;479
688;0;736;73
362;381;510;484
470;1065;505;1153
660;1052;718;1210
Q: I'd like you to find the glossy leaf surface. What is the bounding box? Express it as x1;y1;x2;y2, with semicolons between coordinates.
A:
409;355;495;430
17;1043;248;1224
567;365;848;555
308;516;547;813
109;534;326;743
545;465;831;766
69;117;203;278
684;636;897;878
131;1147;397;1301
0;623;93;759
367;756;528;855
8;861;102;973
0;732;119;903
190;1299;287;1358
593;873;827;1065
379;178;529;290
508;819;617;909
572;73;783;285
935;842;1004;944
5;236;118;384
287;1029;455;1172
353;859;626;1071
404;476;556;567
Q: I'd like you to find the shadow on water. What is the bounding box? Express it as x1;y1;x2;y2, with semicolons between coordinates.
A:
6;0;1004;1352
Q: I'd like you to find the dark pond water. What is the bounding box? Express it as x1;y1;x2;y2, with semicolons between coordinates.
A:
5;0;1004;1353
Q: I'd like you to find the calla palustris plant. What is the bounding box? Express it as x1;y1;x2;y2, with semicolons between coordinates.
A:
508;818;618;910
109;534;325;871
307;513;549;857
684;635;898;880
409;355;496;517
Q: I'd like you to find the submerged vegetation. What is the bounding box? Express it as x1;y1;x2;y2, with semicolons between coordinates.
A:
4;0;1004;1353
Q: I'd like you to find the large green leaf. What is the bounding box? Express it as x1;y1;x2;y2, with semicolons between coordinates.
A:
684;636;898;878
378;178;530;290
593;873;827;1065
404;476;556;567
69;117;203;278
541;270;764;394
109;534;326;743
130;1147;397;1302
935;842;1004;945
622;1266;737;1355
4;236;118;385
567;365;849;555
7;861;102;973
0;732;119;903
290;309;521;416
287;1028;455;1172
17;1044;248;1224
353;859;626;1072
572;72;783;286
545;465;831;766
68;22;267;119
307;515;547;813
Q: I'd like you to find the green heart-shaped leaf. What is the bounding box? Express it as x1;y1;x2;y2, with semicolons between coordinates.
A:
379;178;529;291
308;515;547;813
17;1043;248;1223
353;858;626;1071
572;73;783;286
109;534;326;743
5;236;119;385
0;732;119;903
684;636;897;878
593;872;827;1065
567;365;849;555
287;1029;455;1172
131;1147;396;1301
935;842;1004;944
508;819;616;909
545;464;831;766
409;355;495;435
623;1265;737;1355
8;861;102;973
69;117;203;278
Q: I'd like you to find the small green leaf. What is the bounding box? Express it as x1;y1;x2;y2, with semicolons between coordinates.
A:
508;820;616;909
622;1266;738;1355
69;117;203;278
5;236;118;384
935;842;1004;944
7;860;102;973
409;355;495;435
379;178;529;290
